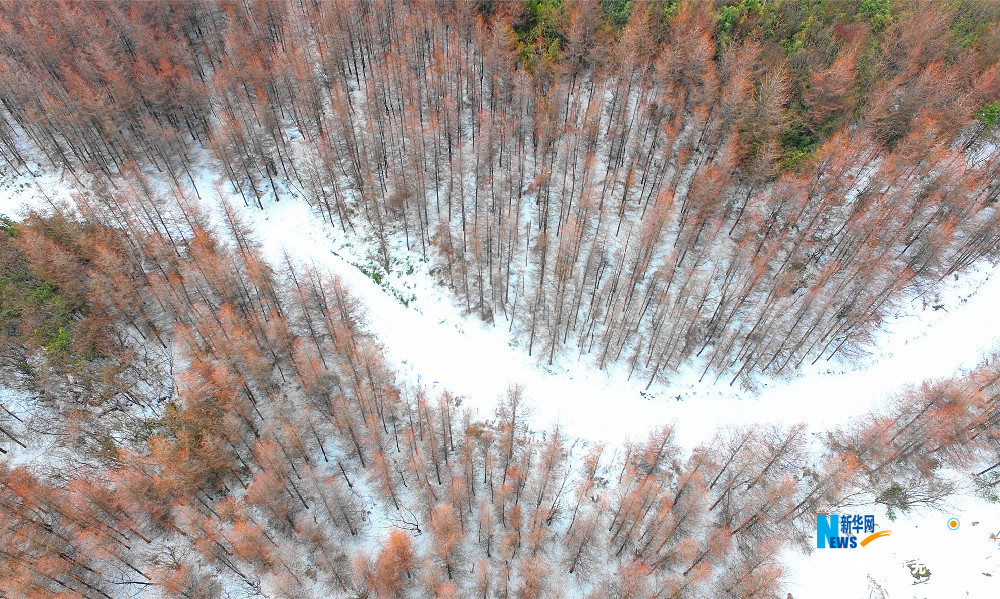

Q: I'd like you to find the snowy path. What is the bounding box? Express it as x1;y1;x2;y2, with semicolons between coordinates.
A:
239;199;1000;447
3;172;997;447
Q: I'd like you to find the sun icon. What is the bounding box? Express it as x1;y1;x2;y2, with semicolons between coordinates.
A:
947;518;960;530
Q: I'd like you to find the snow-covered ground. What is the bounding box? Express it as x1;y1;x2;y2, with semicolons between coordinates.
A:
232;198;1000;448
3;167;999;598
783;495;1000;599
3;167;997;447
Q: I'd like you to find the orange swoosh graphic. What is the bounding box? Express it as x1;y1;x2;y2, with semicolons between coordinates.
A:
860;530;892;547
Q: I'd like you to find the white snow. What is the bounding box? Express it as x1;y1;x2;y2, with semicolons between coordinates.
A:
3;167;998;448
783;496;1000;599
233;196;1000;449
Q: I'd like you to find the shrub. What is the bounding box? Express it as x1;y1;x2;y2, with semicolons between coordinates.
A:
858;0;891;32
876;482;910;520
976;101;1000;129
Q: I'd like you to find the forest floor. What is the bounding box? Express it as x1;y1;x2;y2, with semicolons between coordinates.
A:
2;165;999;598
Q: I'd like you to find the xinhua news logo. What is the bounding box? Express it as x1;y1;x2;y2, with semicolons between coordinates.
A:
816;514;891;549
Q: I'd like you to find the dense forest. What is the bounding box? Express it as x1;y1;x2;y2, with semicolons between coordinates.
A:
0;0;999;383
2;195;998;598
1;0;1000;597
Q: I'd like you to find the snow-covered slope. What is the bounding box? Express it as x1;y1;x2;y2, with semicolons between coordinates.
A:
3;168;999;598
